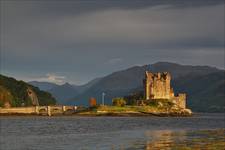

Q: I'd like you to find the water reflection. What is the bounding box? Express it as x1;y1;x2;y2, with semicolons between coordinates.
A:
145;130;177;149
1;114;225;150
126;129;225;150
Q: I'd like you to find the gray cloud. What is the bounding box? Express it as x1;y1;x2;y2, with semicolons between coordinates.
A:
1;1;224;84
36;73;66;84
106;58;123;65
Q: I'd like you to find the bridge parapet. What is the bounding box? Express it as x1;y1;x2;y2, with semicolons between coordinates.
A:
0;105;78;116
63;106;77;111
35;106;48;115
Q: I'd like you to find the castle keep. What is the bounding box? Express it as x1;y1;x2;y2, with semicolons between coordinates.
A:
144;71;186;109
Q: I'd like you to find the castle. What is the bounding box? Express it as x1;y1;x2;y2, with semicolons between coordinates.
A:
144;71;186;109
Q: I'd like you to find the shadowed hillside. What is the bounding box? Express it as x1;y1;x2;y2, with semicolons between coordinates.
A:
0;74;56;107
172;71;225;112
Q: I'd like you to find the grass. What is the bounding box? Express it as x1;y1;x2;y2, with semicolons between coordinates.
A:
84;105;181;114
76;100;192;116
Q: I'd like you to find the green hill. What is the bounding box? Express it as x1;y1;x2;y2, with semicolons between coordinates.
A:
0;74;56;107
173;71;225;112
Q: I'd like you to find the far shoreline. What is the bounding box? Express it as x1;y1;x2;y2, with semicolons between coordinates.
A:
1;112;224;118
0;112;194;117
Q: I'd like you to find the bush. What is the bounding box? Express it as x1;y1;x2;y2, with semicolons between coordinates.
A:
124;91;144;105
112;97;126;107
147;100;158;107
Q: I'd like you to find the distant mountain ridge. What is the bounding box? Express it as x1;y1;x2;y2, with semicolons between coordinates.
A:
146;62;220;78
28;81;58;91
29;77;102;104
29;62;224;112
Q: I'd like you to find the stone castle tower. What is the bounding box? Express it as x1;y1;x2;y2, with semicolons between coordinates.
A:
144;71;186;109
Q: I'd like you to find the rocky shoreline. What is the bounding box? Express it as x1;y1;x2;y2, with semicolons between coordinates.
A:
0;108;192;117
75;108;192;117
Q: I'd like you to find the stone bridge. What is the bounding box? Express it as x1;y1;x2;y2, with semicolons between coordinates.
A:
0;105;78;116
36;105;78;116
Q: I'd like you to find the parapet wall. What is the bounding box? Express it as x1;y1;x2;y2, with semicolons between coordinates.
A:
0;107;36;114
0;105;78;116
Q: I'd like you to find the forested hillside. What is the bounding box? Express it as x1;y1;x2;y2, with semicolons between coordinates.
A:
0;74;56;107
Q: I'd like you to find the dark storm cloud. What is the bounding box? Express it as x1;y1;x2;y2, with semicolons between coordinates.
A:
1;0;224;84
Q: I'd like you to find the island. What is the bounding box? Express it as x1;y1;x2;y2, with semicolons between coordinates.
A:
76;71;192;117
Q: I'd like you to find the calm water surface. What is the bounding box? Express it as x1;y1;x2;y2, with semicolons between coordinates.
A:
0;113;225;150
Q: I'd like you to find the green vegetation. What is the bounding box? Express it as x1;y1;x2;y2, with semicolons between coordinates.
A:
78;101;191;116
124;91;144;105
96;105;170;113
112;97;126;107
173;71;225;112
77;92;190;116
121;90;175;109
0;86;13;107
98;105;134;112
146;99;174;108
0;74;56;107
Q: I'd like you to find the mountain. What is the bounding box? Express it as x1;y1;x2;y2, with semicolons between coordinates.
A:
67;62;224;112
172;71;225;112
147;62;219;78
29;78;102;104
28;81;58;91
0;74;56;107
48;83;79;104
68;66;147;105
74;77;102;93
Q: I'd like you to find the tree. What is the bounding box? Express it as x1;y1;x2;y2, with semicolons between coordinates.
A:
124;91;144;105
112;97;126;107
0;74;56;106
0;86;13;107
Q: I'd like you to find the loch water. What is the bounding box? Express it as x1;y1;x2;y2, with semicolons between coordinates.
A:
0;113;225;150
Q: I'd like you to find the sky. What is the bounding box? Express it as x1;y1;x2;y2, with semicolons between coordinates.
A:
0;0;224;85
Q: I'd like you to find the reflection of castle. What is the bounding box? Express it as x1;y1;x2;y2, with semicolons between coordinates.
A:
145;130;187;149
144;71;186;109
145;130;173;149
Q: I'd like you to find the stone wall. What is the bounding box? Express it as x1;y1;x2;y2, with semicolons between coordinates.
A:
0;107;36;114
171;94;186;109
177;93;186;109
